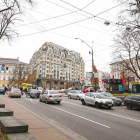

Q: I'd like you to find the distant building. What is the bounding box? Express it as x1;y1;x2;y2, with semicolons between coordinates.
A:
98;70;111;90
0;57;30;87
30;42;85;89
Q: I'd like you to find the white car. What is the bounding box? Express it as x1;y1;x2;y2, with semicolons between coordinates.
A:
68;90;84;100
37;87;43;93
80;92;114;109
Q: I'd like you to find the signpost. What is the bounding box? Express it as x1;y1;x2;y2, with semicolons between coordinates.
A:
1;67;5;71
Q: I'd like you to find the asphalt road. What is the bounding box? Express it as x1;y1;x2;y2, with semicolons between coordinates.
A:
5;95;140;140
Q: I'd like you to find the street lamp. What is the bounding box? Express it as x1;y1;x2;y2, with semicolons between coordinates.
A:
104;21;110;26
75;38;94;92
126;25;131;31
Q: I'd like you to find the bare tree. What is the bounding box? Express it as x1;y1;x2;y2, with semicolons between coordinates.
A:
0;0;35;42
9;64;31;87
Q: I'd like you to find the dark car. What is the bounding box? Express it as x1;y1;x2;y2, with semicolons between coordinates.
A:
26;89;41;98
0;87;5;95
124;95;140;109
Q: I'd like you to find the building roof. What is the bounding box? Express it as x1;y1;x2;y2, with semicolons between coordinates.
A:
0;57;28;65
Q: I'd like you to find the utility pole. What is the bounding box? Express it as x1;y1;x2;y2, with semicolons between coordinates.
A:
75;38;94;92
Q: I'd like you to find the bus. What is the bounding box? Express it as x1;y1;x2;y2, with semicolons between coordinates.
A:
21;83;32;91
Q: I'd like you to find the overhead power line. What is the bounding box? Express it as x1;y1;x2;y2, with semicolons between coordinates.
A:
19;6;112;35
82;0;96;10
60;0;129;25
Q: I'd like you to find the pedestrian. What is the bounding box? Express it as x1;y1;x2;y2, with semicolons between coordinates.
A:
20;86;23;95
4;86;7;95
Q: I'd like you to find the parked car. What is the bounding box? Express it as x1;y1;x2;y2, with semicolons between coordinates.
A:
124;95;140;109
8;89;21;98
68;90;84;100
0;87;5;95
26;89;41;98
65;87;79;94
39;90;62;104
37;87;44;93
60;89;65;93
100;92;122;106
80;92;114;109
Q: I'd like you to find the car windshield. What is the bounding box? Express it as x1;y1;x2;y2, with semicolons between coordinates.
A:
49;90;59;94
76;91;83;94
38;87;43;90
30;89;38;93
95;94;106;99
102;93;113;97
13;89;20;92
27;85;32;87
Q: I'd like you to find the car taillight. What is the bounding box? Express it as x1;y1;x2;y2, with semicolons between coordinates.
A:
20;92;21;95
38;93;40;94
32;93;34;95
49;95;52;97
11;92;13;94
60;95;62;97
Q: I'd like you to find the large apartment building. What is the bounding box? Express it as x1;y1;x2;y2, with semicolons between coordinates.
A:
30;42;85;89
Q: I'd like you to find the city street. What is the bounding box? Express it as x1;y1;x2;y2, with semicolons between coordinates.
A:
3;95;140;140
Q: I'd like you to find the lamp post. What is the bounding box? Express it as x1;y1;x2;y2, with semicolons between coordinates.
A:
75;38;94;92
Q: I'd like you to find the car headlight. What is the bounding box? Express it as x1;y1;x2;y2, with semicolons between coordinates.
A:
102;101;106;103
111;101;114;104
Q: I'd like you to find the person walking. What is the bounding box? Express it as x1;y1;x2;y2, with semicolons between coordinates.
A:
20;86;23;95
4;86;7;95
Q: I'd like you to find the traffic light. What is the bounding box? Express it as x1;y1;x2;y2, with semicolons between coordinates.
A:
6;67;8;70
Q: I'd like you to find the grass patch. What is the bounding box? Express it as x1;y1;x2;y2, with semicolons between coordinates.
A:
112;93;140;97
0;128;10;140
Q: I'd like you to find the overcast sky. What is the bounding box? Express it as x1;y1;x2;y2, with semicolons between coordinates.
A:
0;0;125;73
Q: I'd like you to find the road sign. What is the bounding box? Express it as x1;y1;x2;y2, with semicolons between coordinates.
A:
2;64;5;67
1;67;5;71
86;72;99;78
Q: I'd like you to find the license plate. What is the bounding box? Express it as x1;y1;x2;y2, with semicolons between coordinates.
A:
108;104;112;107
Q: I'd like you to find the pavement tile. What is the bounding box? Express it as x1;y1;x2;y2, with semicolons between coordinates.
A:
29;128;69;140
21;119;50;129
14;114;37;120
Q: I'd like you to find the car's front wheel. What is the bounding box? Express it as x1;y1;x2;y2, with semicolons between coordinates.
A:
77;96;80;100
95;102;100;108
127;104;132;109
39;98;42;102
57;101;61;104
81;99;86;105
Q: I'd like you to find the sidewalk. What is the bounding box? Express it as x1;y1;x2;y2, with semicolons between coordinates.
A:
0;96;73;140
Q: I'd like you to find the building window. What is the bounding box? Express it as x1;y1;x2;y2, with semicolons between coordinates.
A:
46;75;49;78
47;70;49;73
43;52;46;56
50;75;52;78
8;77;10;80
3;77;5;80
42;61;46;77
115;74;116;77
47;57;49;60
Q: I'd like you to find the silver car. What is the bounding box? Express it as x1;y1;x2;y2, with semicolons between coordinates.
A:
80;93;114;109
9;89;21;98
68;90;84;100
40;90;62;104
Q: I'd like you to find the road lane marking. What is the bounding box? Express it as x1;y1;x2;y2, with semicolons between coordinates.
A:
38;102;110;128
62;101;140;123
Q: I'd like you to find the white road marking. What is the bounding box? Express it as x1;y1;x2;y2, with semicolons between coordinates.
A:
62;101;140;123
38;102;110;128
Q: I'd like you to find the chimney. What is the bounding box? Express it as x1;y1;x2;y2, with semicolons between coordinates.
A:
17;57;19;61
